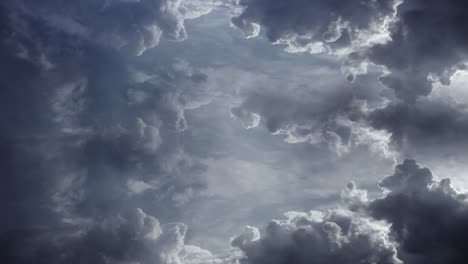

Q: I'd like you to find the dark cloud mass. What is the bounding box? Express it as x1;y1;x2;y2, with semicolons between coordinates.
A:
368;0;468;101
232;0;397;51
4;0;468;263
1;208;198;264
368;99;468;148
231;0;468;153
0;0;217;263
232;0;468;100
368;160;468;264
232;210;401;264
6;0;214;55
233;160;468;264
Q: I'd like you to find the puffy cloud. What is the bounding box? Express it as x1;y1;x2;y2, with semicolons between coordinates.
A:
231;0;397;54
367;0;468;101
231;209;401;264
230;0;468;155
229;72;395;158
232;160;468;264
231;0;468;102
367;160;468;264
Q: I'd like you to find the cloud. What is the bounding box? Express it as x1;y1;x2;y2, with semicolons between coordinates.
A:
232;159;468;264
126;60;212;132
229;69;395;157
231;209;401;264
230;107;261;129
231;0;397;54
6;0;218;55
229;0;468;156
365;160;468;264
1;208;216;264
367;0;468;101
5;2;468;264
231;0;468;103
368;98;468;149
0;1;218;262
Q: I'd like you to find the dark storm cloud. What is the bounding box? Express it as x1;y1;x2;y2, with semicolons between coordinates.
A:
232;0;397;51
367;160;468;264
368;99;468;148
1;208;208;264
5;0;468;263
230;0;468;155
368;0;468;101
232;159;468;264
0;1;217;263
228;1;396;155
231;210;401;264
7;0;216;55
232;0;468;101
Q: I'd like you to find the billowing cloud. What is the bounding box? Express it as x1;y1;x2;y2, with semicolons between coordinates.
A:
5;1;468;263
231;0;468;101
364;160;468;264
1;208;217;264
232;209;401;264
367;0;468;101
228;68;396;158
230;0;468;153
231;0;397;54
0;1;218;262
232;160;468;264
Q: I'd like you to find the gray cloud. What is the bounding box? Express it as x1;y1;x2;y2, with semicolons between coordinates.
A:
368;99;468;148
232;0;468;101
0;1;218;262
367;0;468;101
232;0;397;53
5;1;468;263
229;70;396;157
1;208;214;264
6;0;218;55
232;160;468;264
230;0;468;153
231;207;401;264
365;160;468;264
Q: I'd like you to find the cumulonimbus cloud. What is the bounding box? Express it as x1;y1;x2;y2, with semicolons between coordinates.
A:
230;0;468;156
232;159;468;264
0;1;217;262
231;0;468;101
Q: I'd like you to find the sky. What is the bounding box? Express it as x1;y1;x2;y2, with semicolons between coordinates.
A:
2;0;468;263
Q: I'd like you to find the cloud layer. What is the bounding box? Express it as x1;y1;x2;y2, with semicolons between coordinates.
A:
1;208;214;264
0;1;218;263
4;0;468;263
6;0;220;55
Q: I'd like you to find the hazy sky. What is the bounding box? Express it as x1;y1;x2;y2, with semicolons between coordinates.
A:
3;1;468;264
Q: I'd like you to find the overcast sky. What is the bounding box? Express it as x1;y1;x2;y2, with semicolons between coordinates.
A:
2;1;468;263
